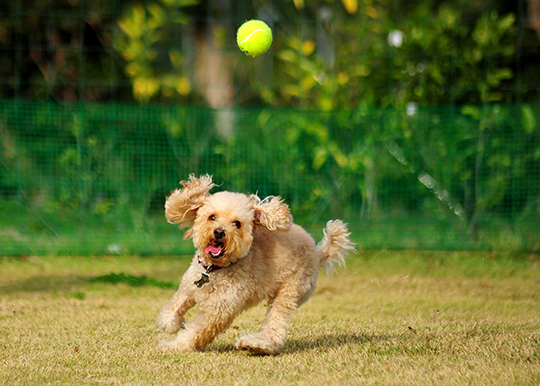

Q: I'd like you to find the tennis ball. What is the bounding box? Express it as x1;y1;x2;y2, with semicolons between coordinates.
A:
237;20;273;58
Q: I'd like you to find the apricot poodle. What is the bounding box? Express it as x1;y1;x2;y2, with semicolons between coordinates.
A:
157;174;355;355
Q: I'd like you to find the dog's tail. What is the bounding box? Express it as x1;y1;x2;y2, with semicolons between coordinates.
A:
317;220;356;272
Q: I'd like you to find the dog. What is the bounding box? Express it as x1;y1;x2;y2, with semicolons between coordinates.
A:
157;174;355;355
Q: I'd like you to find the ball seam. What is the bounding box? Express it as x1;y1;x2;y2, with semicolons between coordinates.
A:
238;29;270;44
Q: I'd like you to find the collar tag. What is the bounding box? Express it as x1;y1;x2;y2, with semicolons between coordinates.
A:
194;254;225;288
194;272;209;288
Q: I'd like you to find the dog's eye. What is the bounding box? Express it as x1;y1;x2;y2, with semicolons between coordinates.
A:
233;221;242;229
209;215;216;221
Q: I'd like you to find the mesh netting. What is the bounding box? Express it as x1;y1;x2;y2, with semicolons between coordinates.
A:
1;100;539;255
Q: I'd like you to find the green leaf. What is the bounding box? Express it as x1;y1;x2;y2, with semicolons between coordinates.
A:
521;106;536;134
312;146;328;170
462;105;482;120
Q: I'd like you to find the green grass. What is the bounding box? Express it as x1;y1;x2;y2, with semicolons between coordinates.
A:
3;200;539;255
1;251;539;385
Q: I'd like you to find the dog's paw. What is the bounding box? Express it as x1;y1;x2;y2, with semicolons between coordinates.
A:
157;310;186;334
156;339;176;352
156;335;193;352
156;339;183;352
236;333;282;355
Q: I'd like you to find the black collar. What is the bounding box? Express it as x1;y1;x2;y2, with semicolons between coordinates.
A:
197;255;224;273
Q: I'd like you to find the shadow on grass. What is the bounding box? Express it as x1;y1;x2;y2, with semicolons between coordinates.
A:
0;272;176;294
283;332;380;354
90;273;176;289
206;332;383;355
0;274;89;294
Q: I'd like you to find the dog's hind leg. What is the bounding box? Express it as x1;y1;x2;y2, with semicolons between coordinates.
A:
236;284;310;355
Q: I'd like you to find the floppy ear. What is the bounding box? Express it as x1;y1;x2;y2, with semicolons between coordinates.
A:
165;174;215;237
251;195;293;231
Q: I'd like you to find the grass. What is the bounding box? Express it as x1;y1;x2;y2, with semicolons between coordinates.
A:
1;250;539;385
3;198;539;255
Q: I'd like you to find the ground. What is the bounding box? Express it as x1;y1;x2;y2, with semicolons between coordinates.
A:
1;251;539;385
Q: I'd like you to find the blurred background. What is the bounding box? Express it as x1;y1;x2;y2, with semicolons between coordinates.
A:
0;0;539;255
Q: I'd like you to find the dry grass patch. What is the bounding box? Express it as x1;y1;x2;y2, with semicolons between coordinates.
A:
1;252;539;385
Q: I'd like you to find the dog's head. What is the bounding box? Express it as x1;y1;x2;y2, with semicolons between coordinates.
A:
165;175;293;267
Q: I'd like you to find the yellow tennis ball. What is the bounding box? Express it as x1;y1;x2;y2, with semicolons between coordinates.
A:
237;20;273;58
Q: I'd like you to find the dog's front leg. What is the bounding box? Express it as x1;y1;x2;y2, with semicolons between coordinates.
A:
157;298;241;352
157;288;195;334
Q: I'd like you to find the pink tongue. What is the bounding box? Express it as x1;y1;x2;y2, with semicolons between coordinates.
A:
205;245;221;255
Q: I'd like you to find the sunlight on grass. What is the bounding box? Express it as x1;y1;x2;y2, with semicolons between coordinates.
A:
1;252;539;385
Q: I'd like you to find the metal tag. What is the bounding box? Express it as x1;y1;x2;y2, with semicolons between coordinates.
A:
194;272;209;288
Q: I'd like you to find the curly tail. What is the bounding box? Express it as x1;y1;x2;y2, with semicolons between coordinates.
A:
317;220;356;272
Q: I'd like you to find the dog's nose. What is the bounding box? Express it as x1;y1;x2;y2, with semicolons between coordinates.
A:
213;228;225;240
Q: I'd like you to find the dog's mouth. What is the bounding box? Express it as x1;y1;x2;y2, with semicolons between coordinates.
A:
204;243;225;259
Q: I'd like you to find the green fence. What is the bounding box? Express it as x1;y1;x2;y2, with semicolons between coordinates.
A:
1;99;539;255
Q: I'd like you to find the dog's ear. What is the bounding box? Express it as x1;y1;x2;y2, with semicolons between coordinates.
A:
251;195;293;231
165;174;215;237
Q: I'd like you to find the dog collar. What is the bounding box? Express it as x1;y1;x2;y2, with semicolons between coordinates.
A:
194;255;223;287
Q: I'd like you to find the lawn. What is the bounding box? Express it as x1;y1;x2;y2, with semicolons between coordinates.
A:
1;251;539;385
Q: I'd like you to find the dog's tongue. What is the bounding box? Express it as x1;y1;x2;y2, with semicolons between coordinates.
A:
205;245;221;255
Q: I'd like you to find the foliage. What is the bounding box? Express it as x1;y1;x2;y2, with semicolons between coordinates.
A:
0;0;538;104
0;0;129;101
252;1;517;109
113;0;199;102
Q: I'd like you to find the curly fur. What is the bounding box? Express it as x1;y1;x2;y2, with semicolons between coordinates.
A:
157;175;355;355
